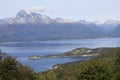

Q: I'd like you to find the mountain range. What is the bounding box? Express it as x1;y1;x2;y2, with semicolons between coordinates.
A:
0;10;120;42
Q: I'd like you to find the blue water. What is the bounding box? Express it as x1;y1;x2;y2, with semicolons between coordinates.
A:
0;38;120;72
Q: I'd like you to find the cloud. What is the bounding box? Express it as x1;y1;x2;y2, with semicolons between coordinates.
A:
25;6;47;12
25;6;55;13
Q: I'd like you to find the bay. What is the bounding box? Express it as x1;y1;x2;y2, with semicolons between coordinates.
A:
0;38;120;72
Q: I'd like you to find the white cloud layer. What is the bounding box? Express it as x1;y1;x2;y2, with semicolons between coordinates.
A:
25;6;49;13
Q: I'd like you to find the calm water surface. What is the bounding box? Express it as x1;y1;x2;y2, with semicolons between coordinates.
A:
0;38;120;72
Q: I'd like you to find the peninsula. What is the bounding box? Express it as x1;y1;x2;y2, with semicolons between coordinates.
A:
29;47;115;60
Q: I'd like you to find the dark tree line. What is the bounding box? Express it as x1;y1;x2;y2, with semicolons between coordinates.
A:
0;51;37;80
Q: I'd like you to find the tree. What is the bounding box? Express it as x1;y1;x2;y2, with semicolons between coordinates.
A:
114;49;120;80
0;51;37;80
38;71;56;80
73;60;113;80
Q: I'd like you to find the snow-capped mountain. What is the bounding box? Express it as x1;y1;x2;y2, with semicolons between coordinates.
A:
0;10;120;42
0;10;76;25
55;18;75;23
0;10;54;25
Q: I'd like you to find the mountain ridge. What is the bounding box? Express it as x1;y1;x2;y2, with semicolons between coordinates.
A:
0;10;120;42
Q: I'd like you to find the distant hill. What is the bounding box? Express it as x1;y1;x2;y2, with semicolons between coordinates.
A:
97;20;120;32
109;24;120;37
0;10;120;42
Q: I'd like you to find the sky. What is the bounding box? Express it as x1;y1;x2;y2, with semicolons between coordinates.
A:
0;0;120;22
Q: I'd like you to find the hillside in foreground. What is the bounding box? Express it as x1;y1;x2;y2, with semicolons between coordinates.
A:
1;47;120;80
37;47;120;80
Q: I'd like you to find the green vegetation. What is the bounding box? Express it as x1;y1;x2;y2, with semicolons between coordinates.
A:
0;51;37;80
37;48;120;80
1;48;120;80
